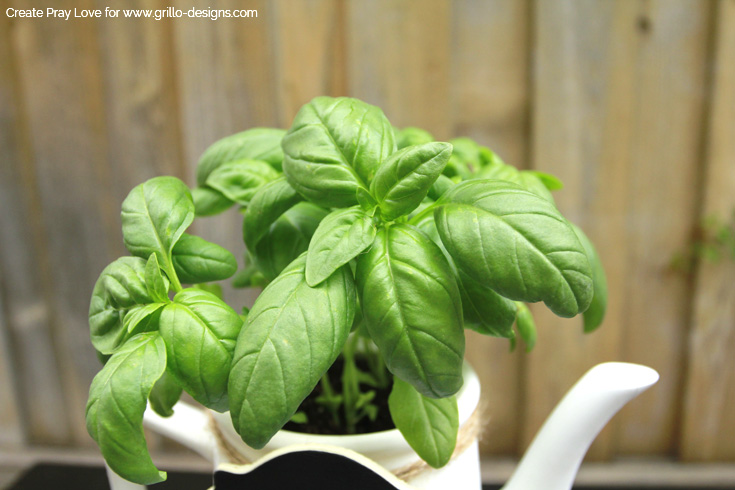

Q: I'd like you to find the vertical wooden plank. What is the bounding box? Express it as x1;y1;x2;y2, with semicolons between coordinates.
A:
681;0;735;461
172;0;278;308
92;0;191;453
271;0;346;125
526;0;628;460
10;0;120;445
615;0;711;456
0;9;72;445
173;0;278;164
527;0;711;459
0;285;24;447
451;0;530;167
451;0;531;456
347;0;452;139
94;0;187;205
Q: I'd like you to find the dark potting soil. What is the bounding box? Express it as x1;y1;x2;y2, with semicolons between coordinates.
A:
282;357;395;435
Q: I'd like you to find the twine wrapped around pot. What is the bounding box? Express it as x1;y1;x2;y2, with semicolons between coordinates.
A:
208;404;485;482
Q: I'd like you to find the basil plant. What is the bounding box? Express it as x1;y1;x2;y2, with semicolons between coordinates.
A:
86;96;607;484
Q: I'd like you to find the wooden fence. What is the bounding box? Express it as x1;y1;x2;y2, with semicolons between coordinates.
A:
1;0;734;463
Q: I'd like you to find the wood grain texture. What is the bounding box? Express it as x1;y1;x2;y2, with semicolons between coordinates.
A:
615;0;712;455
172;0;278;164
450;0;531;456
346;0;452;139
681;0;735;461
94;0;187;205
525;0;628;460
171;0;276;309
451;0;530;168
0;285;24;447
0;7;73;445
527;0;711;458
1;0;734;463
93;3;189;452
10;0;126;445
271;0;346;126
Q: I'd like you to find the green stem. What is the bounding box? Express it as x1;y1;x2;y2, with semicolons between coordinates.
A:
357;333;389;389
165;261;183;294
341;333;361;433
368;350;389;388
407;200;439;226
319;373;341;427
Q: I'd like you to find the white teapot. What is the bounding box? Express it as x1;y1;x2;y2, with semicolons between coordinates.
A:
107;362;658;490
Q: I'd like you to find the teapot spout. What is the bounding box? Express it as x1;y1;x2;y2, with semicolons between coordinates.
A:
502;362;659;490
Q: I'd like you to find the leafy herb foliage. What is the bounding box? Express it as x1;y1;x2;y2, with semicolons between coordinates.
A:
87;96;607;483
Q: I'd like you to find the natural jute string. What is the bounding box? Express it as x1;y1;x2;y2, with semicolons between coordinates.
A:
208;403;485;482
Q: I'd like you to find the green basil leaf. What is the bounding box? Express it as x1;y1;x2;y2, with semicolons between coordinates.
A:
407;200;435;223
355;224;464;398
445;157;472;180
412;213;516;338
122;303;165;337
571;224;608;332
448;137;484;176
306;207;377;287
479;146;506;168
356;186;378;213
251;202;328;281
89;257;152;355
160;289;243;412
395;127;434;149
231;254;266;289
428;174;455;201
229;254;355;449
196;128;286;185
206;159;280;205
121;177;195;289
450;138;506;174
171;233;237;284
85;332;167;484
527;170;564;191
442;138;479;180
371;142;452;221
192;282;224;300
459;268;517;338
290;412;308;424
191;186;233;217
242;177;304;250
435;180;593;318
518;172;556;203
476;163;555;203
149;370;183;418
389;377;458;468
514;302;537;352
144;254;169;303
282;97;395;207
475;161;517;181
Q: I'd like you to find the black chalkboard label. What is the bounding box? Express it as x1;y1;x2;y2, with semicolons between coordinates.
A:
212;445;414;490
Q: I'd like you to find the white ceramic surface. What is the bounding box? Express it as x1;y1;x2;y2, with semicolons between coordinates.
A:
110;363;482;490
209;362;482;490
502;362;659;490
106;362;659;490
